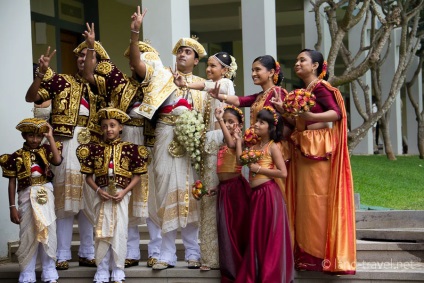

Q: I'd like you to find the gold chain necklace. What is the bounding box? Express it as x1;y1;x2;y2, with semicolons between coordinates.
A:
306;78;320;92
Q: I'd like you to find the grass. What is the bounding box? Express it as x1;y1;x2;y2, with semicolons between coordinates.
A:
350;155;424;210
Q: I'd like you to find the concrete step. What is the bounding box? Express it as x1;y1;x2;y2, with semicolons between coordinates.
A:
9;239;185;263
356;210;424;229
357;240;424;262
0;261;423;282
357;228;424;242
9;239;424;264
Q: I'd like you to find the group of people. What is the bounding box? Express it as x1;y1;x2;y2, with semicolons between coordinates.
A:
1;6;356;283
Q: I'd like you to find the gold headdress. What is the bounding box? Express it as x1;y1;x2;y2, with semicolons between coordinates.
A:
73;41;110;60
16;118;50;134
172;36;207;59
97;107;130;124
123;40;159;58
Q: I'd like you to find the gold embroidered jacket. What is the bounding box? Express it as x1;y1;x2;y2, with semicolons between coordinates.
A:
76;140;149;189
0;142;63;191
37;68;106;138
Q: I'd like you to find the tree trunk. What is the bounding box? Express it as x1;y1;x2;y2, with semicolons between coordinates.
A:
418;119;424;159
379;115;396;160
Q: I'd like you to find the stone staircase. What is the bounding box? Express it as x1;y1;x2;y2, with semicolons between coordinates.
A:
1;210;423;282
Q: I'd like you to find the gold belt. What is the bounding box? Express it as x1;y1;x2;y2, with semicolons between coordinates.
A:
76;115;89;127
31;175;48;186
158;114;178;125
125;117;144;127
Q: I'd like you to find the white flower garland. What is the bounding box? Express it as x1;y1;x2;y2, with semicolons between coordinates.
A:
174;109;205;173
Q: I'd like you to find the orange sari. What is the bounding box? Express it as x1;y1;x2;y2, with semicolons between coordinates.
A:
285;80;356;274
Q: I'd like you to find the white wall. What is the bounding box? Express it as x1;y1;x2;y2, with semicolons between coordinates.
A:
0;1;34;258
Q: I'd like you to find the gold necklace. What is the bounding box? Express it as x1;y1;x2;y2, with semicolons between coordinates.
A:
306;78;319;92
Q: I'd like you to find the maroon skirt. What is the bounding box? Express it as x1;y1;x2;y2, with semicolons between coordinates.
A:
235;179;294;283
217;175;250;283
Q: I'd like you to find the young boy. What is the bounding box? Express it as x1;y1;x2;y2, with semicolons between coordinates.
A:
0;118;62;283
76;107;149;283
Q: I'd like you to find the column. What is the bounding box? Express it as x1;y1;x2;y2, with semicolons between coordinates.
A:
405;55;423;155
241;0;276;127
348;17;373;154
142;0;190;67
0;0;33;258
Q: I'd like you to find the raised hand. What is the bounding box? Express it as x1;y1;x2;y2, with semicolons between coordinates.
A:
131;6;147;32
44;123;54;139
83;22;96;48
38;46;56;74
171;63;186;87
270;88;284;113
233;126;242;141
208;82;221;99
214;107;224;120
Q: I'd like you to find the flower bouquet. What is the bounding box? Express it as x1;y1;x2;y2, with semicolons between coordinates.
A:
192;180;208;200
283;88;316;117
240;148;263;166
243;127;260;148
174;109;206;174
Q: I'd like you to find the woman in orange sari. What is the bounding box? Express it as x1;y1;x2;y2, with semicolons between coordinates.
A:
275;49;356;274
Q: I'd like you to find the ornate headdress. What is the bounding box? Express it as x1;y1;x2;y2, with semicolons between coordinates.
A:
273;61;281;84
73;41;110;60
224;105;244;123
263;106;278;126
16;118;50;134
318;60;327;80
172;36;207;59
123;40;159;58
97;107;130;124
211;53;238;80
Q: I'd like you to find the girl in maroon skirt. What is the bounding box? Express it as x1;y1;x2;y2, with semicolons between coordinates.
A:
235;107;294;283
214;105;250;282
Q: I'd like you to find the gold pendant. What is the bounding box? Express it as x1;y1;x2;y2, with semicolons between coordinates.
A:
77;128;91;144
168;138;186;158
30;153;36;162
36;187;48;205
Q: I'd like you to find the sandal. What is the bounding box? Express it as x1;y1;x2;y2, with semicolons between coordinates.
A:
200;265;211;271
187;260;201;269
56;261;69;270
152;261;174;270
146;256;158;268
79;257;96;267
124;258;139;268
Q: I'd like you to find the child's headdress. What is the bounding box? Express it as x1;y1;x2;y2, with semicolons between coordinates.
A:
224;105;244;123
16;118;50;134
97;107;130;124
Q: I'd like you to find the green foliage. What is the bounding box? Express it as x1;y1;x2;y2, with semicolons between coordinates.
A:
351;155;424;210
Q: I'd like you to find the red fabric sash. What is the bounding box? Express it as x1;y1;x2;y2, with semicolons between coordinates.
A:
159;98;192;114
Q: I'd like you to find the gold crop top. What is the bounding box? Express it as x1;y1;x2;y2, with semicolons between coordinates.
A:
217;145;242;174
249;141;274;181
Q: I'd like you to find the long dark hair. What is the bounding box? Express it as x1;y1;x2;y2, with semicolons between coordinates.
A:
300;49;329;80
253;55;284;85
256;108;284;143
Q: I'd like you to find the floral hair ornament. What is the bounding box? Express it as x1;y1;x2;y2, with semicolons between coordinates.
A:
273;61;281;84
263;106;278;126
211;53;238;80
318;60;327;80
224;105;244;123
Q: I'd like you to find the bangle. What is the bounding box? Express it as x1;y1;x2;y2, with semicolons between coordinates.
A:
87;47;95;51
256;166;261;174
36;71;45;78
222;94;228;103
131;30;140;34
9;205;16;208
96;187;100;194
